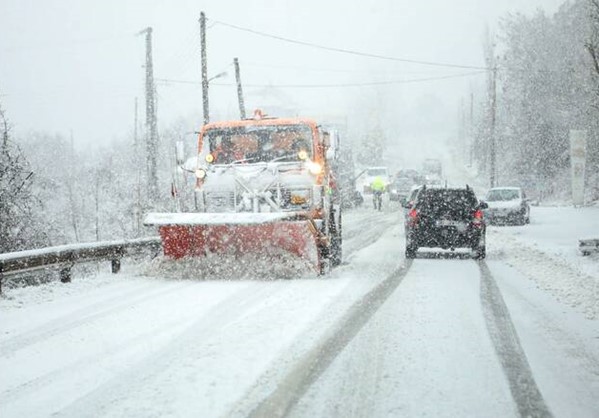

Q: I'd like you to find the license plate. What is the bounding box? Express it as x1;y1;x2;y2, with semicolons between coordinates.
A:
436;220;463;227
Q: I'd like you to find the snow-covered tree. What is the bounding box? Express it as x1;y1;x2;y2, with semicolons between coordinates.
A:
0;102;47;252
473;0;599;200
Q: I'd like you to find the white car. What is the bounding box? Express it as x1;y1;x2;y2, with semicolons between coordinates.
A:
359;166;390;194
483;187;530;225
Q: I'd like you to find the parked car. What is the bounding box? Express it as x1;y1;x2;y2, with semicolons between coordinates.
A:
403;185;487;259
483;187;530;225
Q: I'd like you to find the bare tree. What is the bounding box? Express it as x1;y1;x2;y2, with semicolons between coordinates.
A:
586;0;599;106
0;100;46;252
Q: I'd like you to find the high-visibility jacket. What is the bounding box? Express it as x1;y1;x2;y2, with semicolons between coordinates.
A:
371;176;386;192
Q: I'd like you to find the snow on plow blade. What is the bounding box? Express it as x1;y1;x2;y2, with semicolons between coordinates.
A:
144;212;321;272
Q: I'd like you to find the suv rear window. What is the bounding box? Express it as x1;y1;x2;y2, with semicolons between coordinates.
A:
416;189;478;218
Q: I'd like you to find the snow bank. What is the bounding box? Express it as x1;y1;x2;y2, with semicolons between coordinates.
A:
488;206;599;319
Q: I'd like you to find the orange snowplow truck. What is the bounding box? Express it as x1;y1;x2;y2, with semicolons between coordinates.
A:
144;111;342;275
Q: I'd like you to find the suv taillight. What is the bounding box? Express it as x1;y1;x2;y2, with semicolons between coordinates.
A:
473;209;483;227
408;208;419;226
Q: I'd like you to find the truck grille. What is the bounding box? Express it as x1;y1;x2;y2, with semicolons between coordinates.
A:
205;191;235;212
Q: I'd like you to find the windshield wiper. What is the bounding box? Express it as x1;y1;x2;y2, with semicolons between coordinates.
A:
231;157;257;164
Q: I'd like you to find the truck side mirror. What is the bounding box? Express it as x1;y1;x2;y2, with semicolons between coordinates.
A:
326;147;335;161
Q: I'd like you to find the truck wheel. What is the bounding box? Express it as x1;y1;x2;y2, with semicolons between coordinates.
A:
331;235;342;267
318;244;330;275
330;210;342;267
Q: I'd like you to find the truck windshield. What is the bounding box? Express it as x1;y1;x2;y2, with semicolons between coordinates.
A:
204;124;313;164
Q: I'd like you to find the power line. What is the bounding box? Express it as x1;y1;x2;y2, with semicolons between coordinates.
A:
155;71;486;89
243;61;457;75
210;18;490;71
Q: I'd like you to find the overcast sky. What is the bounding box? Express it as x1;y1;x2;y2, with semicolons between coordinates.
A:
0;0;565;159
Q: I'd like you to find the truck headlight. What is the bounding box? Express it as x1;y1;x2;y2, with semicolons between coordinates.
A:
306;161;322;175
195;168;207;179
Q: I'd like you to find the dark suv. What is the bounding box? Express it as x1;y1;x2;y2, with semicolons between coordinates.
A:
403;186;488;259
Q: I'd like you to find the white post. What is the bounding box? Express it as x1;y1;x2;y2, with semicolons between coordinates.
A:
569;130;587;207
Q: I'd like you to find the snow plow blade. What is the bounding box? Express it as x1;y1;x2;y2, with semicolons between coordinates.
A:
144;212;321;272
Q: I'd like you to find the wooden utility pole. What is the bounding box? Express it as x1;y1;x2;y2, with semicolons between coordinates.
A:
489;66;497;187
0;104;8;150
469;91;474;167
200;12;209;125
234;57;246;119
133;97;138;148
140;27;159;201
133;97;141;236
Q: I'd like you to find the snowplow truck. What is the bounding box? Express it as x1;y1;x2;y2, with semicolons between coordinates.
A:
144;111;342;275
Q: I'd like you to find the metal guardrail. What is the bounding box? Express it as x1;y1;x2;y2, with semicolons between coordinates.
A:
0;237;162;293
579;239;599;256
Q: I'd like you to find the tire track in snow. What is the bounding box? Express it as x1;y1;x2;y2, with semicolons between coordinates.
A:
342;211;399;262
478;261;553;418
50;281;293;418
245;260;413;418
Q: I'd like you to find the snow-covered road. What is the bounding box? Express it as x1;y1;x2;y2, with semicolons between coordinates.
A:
1;206;598;417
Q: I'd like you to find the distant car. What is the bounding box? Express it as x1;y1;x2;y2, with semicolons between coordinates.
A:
483;187;530;225
396;168;421;182
389;177;414;202
422;158;442;177
404;185;487;259
424;173;443;186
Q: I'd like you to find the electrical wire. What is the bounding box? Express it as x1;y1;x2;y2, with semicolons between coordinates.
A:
209;18;490;71
242;61;455;75
155;70;486;89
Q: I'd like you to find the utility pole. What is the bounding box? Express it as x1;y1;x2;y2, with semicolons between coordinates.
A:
134;97;138;148
200;12;209;125
489;66;497;188
234;57;246;119
140;27;159;202
469;91;474;167
0;105;8;150
458;97;465;159
133;97;141;236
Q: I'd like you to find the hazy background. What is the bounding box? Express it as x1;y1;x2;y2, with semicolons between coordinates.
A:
0;0;564;167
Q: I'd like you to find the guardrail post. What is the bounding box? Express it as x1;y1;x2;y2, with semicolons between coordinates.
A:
111;246;123;274
0;263;3;294
111;258;121;274
59;265;72;283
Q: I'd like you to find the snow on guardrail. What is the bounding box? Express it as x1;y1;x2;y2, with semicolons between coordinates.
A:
0;237;161;293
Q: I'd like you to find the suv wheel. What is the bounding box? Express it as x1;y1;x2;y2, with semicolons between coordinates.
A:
473;245;486;260
405;241;418;259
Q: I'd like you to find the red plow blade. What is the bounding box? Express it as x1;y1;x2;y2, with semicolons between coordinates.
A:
145;213;322;273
